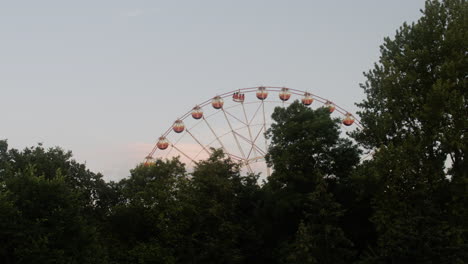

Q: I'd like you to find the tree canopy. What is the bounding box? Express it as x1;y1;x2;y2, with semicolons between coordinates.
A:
353;0;467;262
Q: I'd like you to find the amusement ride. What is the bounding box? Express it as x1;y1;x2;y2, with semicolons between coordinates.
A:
144;86;362;176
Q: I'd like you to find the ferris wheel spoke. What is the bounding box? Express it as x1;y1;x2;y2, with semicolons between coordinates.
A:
245;156;265;163
203;116;230;157
203;129;252;163
226;153;243;161
245;101;266;160
203;123;262;148
223;108;248;126
233;131;266;154
202;133;244;163
224;107;266;157
188;144;213;168
192;147;206;162
171;143;197;164
163;130;189;159
221;109;253;174
233;131;266;157
164;145;175;159
246;123;266;160
221;109;246;159
241;102;256;157
185;128;211;155
248;101;263;126
261;101;271;177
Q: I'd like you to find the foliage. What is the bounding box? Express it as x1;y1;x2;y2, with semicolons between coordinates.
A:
0;141;107;264
284;180;354;264
179;149;261;263
105;158;186;263
260;101;360;261
353;0;467;262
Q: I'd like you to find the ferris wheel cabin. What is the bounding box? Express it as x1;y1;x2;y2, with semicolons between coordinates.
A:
212;96;224;109
256;86;268;100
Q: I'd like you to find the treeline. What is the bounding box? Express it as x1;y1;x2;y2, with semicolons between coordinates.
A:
0;0;466;263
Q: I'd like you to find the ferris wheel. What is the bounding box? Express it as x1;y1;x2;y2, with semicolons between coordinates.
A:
144;86;362;176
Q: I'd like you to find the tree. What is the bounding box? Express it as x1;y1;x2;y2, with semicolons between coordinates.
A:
0;141;111;216
353;0;467;262
0;140;106;263
355;0;466;179
105;158;186;264
361;140;462;263
262;102;360;261
285;180;354;264
180;149;262;264
266;102;360;187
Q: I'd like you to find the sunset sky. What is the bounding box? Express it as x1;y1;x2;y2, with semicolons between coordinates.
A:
1;0;426;181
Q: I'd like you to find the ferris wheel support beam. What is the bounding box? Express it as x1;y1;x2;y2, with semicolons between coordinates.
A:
164;146;173;159
245;101;266;160
231;131;266;158
241;102;257;158
224;106;266;158
223;108;248;126
185;129;211;156
170;144;197;164
221;109;253;174
164;130;190;159
248;101;263;126
202;116;230;157
262;101;271;177
233;131;266;156
246;121;266;161
245;156;265;163
243;100;268;162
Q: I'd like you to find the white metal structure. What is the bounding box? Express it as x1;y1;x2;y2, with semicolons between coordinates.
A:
144;86;361;176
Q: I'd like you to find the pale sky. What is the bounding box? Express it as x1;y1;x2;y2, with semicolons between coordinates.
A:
1;0;426;181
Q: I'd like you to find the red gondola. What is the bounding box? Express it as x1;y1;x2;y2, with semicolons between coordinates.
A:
343;113;355;126
144;156;155;166
232;91;245;103
256;86;268;100
279;87;291;101
302;92;314;105
325;101;335;113
157;137;169;150
173;120;185;133
192;106;203;119
212;96;224;109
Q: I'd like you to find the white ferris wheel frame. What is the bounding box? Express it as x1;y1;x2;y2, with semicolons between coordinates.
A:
144;86;363;176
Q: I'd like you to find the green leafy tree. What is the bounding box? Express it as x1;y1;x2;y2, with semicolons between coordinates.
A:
354;0;466;180
285;180;354;264
262;102;360;261
181;149;262;264
0;141;111;217
266;102;359;186
0;140;107;263
361;140;462;263
105;158;186;264
353;0;467;262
